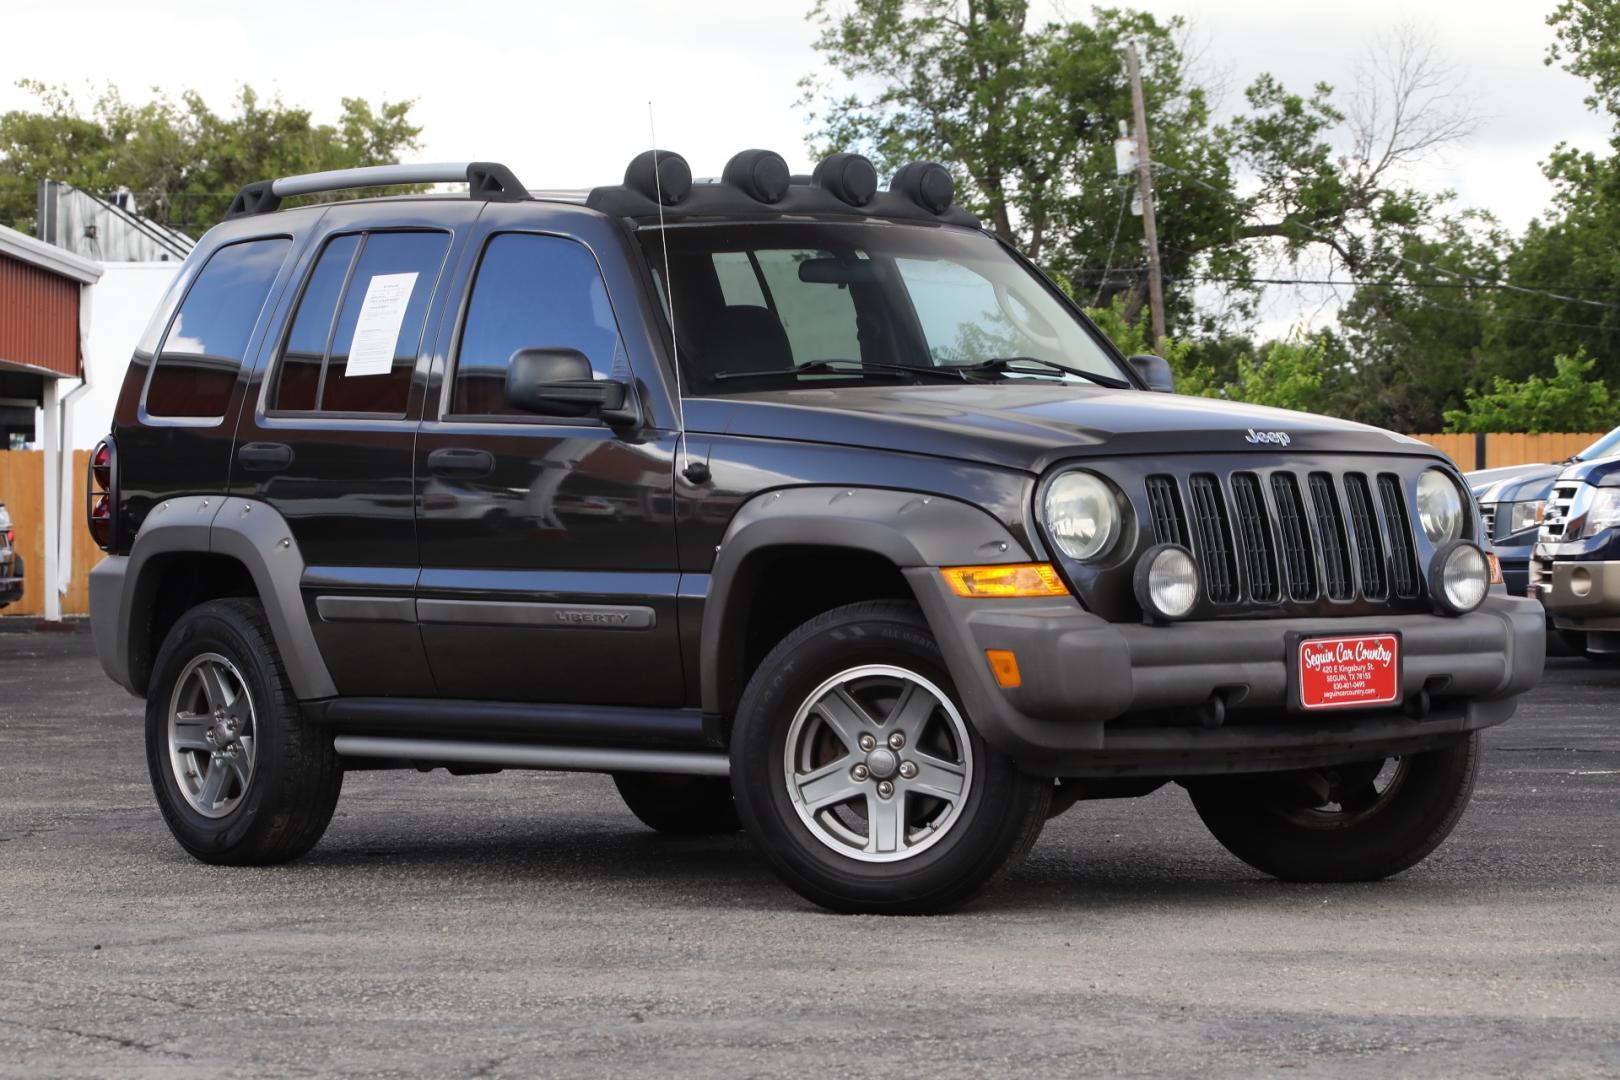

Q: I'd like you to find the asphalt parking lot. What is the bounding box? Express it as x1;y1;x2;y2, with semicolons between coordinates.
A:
1;631;1617;1078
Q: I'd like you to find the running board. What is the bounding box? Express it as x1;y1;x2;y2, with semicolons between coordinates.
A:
332;735;730;776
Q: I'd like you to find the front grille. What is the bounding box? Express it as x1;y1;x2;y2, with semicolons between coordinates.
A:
1310;473;1355;601
1137;467;1430;613
1343;473;1388;601
1540;483;1581;541
1480;504;1498;541
1188;474;1238;603
1231;473;1280;603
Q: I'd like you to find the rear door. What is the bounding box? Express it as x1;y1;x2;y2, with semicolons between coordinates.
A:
413;215;682;705
232;203;479;696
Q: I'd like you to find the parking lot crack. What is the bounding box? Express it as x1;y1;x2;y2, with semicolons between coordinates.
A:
0;1016;192;1058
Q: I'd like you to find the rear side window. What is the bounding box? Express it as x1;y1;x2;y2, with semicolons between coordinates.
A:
145;238;290;418
450;234;624;416
271;230;449;416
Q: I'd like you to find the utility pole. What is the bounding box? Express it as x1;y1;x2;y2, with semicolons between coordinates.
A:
1125;43;1167;355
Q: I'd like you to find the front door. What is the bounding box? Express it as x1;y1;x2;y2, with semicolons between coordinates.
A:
414;221;682;704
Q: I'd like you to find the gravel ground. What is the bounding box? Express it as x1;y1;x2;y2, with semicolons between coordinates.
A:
1;631;1616;1078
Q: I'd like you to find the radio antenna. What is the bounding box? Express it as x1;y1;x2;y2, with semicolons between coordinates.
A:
648;102;697;482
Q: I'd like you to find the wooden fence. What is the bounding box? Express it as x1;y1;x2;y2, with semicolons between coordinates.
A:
1410;433;1603;472
0;450;100;618
0;431;1609;619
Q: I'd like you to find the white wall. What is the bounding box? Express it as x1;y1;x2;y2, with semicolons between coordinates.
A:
70;262;178;448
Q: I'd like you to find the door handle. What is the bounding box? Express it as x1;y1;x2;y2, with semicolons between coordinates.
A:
427;447;495;478
237;442;294;472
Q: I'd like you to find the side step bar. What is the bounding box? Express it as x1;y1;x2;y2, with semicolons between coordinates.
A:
332;736;730;777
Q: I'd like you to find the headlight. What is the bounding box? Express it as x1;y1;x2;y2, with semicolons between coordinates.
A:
1043;471;1121;562
1507;499;1546;535
1429;541;1489;615
1585;489;1620;537
1417;470;1465;544
1134;544;1199;621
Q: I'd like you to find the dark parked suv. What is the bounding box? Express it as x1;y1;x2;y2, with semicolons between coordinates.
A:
88;154;1544;913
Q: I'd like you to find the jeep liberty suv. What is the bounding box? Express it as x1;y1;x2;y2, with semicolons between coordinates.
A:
88;153;1545;913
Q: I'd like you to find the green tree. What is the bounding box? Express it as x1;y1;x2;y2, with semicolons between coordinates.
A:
802;3;1471;341
1443;351;1617;433
0;82;422;235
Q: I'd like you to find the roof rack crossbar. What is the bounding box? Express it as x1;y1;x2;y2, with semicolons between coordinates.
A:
223;161;527;220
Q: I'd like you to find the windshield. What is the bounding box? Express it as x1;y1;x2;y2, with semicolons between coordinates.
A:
638;222;1130;394
1576;425;1620;461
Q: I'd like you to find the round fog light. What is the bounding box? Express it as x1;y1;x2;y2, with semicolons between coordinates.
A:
1134;543;1200;622
1430;541;1489;615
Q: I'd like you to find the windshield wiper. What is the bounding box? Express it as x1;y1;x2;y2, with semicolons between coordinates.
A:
713;359;972;382
954;356;1132;389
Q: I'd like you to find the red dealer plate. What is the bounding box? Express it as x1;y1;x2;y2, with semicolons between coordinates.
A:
1297;634;1401;711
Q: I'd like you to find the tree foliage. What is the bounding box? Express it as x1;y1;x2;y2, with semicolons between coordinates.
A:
1443;352;1617;433
0;81;422;235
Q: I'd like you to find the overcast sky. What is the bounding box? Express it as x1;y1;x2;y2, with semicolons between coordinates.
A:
7;0;1611;332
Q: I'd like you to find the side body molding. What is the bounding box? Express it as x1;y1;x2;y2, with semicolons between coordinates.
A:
104;496;337;700
699;486;1033;717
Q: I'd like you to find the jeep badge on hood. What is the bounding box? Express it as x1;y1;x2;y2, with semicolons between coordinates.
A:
1245;429;1292;446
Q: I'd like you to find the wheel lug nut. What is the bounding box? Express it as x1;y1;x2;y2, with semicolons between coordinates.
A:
858;734;877;752
899;761;917;779
851;764;870;781
877;780;895;798
888;731;905;750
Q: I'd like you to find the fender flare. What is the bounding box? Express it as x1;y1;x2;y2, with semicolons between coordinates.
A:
116;495;337;701
699;486;1033;717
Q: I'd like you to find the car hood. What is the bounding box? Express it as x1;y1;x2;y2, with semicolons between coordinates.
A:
1555;454;1620;486
685;383;1444;473
1469;463;1562;503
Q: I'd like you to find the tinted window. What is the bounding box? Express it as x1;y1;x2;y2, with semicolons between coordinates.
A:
271;231;448;416
753;248;862;363
452;234;624;416
146;238;290;418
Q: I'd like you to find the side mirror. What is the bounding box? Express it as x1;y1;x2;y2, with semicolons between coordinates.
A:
504;347;637;424
1128;354;1175;393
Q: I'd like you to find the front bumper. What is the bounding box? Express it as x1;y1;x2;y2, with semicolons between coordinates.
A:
1534;557;1620;623
908;569;1545;777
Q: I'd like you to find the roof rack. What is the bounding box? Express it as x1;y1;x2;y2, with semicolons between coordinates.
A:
223;161;527;220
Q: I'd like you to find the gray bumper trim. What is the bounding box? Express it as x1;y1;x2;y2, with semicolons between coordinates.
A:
89;556;132;692
908;569;1546;766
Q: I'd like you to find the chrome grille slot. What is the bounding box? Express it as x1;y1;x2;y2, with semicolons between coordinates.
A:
1271;472;1317;601
1231;473;1280;603
1188;474;1238;603
1308;473;1355;602
1344;473;1388;601
1378;474;1421;599
1145;475;1188;547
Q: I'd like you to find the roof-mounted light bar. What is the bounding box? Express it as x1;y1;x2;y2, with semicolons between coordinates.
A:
223;161;528;220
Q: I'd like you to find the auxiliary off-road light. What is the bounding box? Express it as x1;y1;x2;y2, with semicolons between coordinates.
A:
1133;543;1200;622
940;563;1069;599
1430;541;1490;615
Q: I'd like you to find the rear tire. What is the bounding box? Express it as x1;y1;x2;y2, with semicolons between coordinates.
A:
730;600;1049;914
145;598;342;865
612;772;740;835
1188;734;1480;882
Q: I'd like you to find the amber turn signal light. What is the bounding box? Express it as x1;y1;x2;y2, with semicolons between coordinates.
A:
1486;551;1504;586
940;563;1068;598
985;649;1022;688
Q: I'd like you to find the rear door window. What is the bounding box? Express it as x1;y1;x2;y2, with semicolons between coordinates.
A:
145;237;291;419
271;230;449;416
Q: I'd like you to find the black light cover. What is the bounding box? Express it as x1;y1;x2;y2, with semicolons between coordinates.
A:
813;152;878;206
722;149;792;204
624;149;692;206
890;161;955;214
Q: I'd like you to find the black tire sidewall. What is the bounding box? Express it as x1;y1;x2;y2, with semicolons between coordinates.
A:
1190;735;1481;882
145;600;300;861
731;603;1045;912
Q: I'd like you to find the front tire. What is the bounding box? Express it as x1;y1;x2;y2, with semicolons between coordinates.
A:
1188;735;1481;882
730;601;1049;914
146;598;342;865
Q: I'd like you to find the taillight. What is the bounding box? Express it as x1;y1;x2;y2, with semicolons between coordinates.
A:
87;437;116;551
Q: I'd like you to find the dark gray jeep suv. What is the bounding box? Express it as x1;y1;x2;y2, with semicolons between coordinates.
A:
87;153;1544;912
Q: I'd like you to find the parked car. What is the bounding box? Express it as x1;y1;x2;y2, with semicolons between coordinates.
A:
0;502;21;609
1469;426;1620;598
87;154;1543;914
1532;451;1620;662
